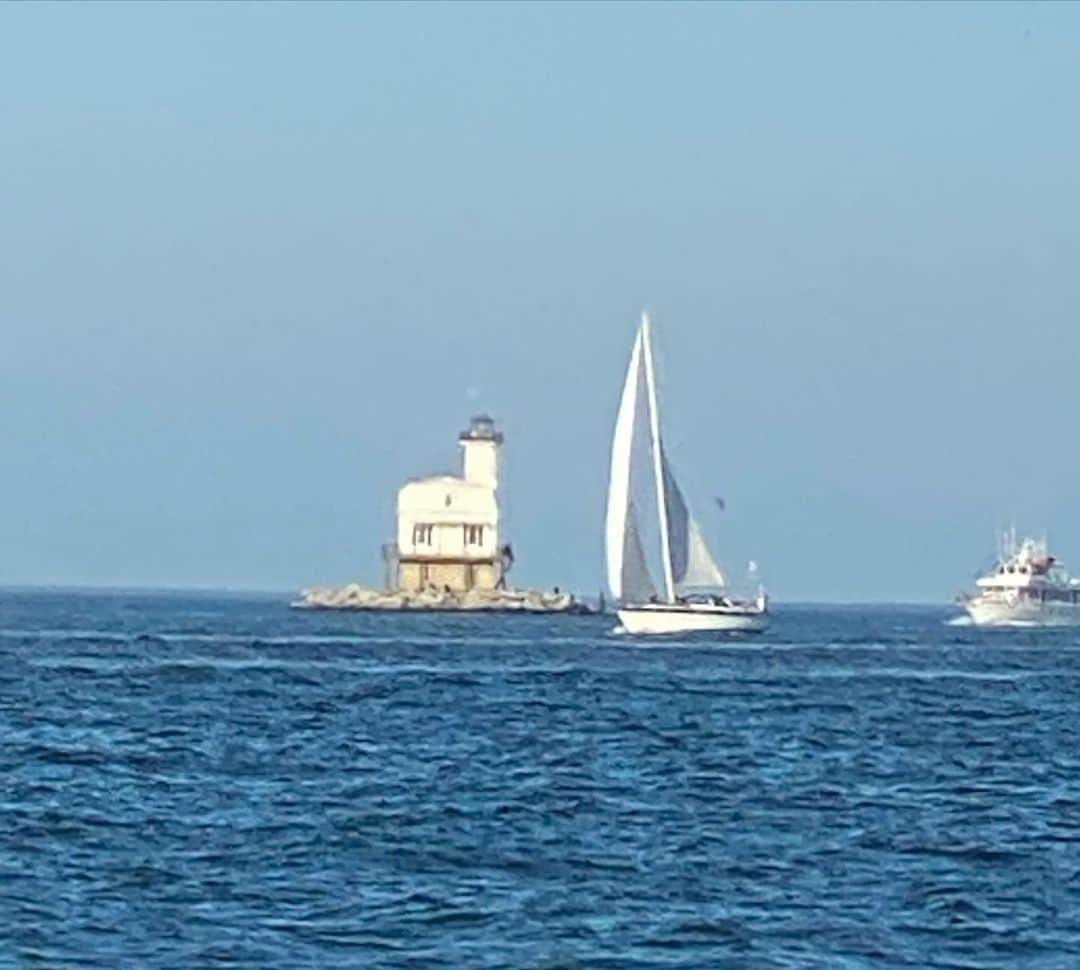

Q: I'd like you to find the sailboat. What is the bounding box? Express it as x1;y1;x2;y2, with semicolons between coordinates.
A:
605;313;768;635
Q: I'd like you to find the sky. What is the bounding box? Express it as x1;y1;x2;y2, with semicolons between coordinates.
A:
3;2;1080;602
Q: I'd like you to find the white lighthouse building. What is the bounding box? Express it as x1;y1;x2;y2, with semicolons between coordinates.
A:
394;415;510;593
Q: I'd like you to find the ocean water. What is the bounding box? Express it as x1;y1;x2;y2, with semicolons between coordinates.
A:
2;591;1079;969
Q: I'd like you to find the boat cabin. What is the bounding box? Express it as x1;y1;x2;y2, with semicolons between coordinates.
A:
974;538;1080;604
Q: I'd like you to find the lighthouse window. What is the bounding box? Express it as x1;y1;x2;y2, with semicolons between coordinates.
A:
464;525;484;546
413;524;434;545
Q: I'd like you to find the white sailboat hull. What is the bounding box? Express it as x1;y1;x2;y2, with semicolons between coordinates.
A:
617;602;768;635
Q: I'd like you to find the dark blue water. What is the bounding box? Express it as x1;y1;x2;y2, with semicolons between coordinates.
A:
2;590;1079;968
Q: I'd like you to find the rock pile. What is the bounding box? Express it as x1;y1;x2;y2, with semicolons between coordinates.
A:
292;584;590;613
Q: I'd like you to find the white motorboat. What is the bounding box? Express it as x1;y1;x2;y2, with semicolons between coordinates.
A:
958;531;1080;627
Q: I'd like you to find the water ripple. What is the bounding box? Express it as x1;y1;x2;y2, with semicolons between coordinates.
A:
1;591;1079;967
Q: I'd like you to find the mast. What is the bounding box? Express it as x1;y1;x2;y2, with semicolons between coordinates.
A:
640;312;675;603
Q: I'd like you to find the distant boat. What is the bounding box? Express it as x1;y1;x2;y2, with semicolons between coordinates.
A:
604;313;767;636
957;531;1080;627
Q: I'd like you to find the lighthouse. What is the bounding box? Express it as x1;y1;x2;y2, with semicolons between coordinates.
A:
394;415;508;593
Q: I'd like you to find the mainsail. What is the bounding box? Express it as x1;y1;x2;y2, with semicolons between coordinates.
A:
605;328;659;602
605;312;726;604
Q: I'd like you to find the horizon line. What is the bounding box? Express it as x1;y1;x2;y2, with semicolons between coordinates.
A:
0;582;953;608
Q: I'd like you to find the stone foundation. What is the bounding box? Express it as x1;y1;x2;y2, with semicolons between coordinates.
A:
292;584;590;613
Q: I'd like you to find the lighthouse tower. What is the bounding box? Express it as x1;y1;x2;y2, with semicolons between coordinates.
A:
460;414;502;490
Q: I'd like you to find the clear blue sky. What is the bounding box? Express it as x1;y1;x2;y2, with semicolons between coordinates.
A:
3;2;1078;601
